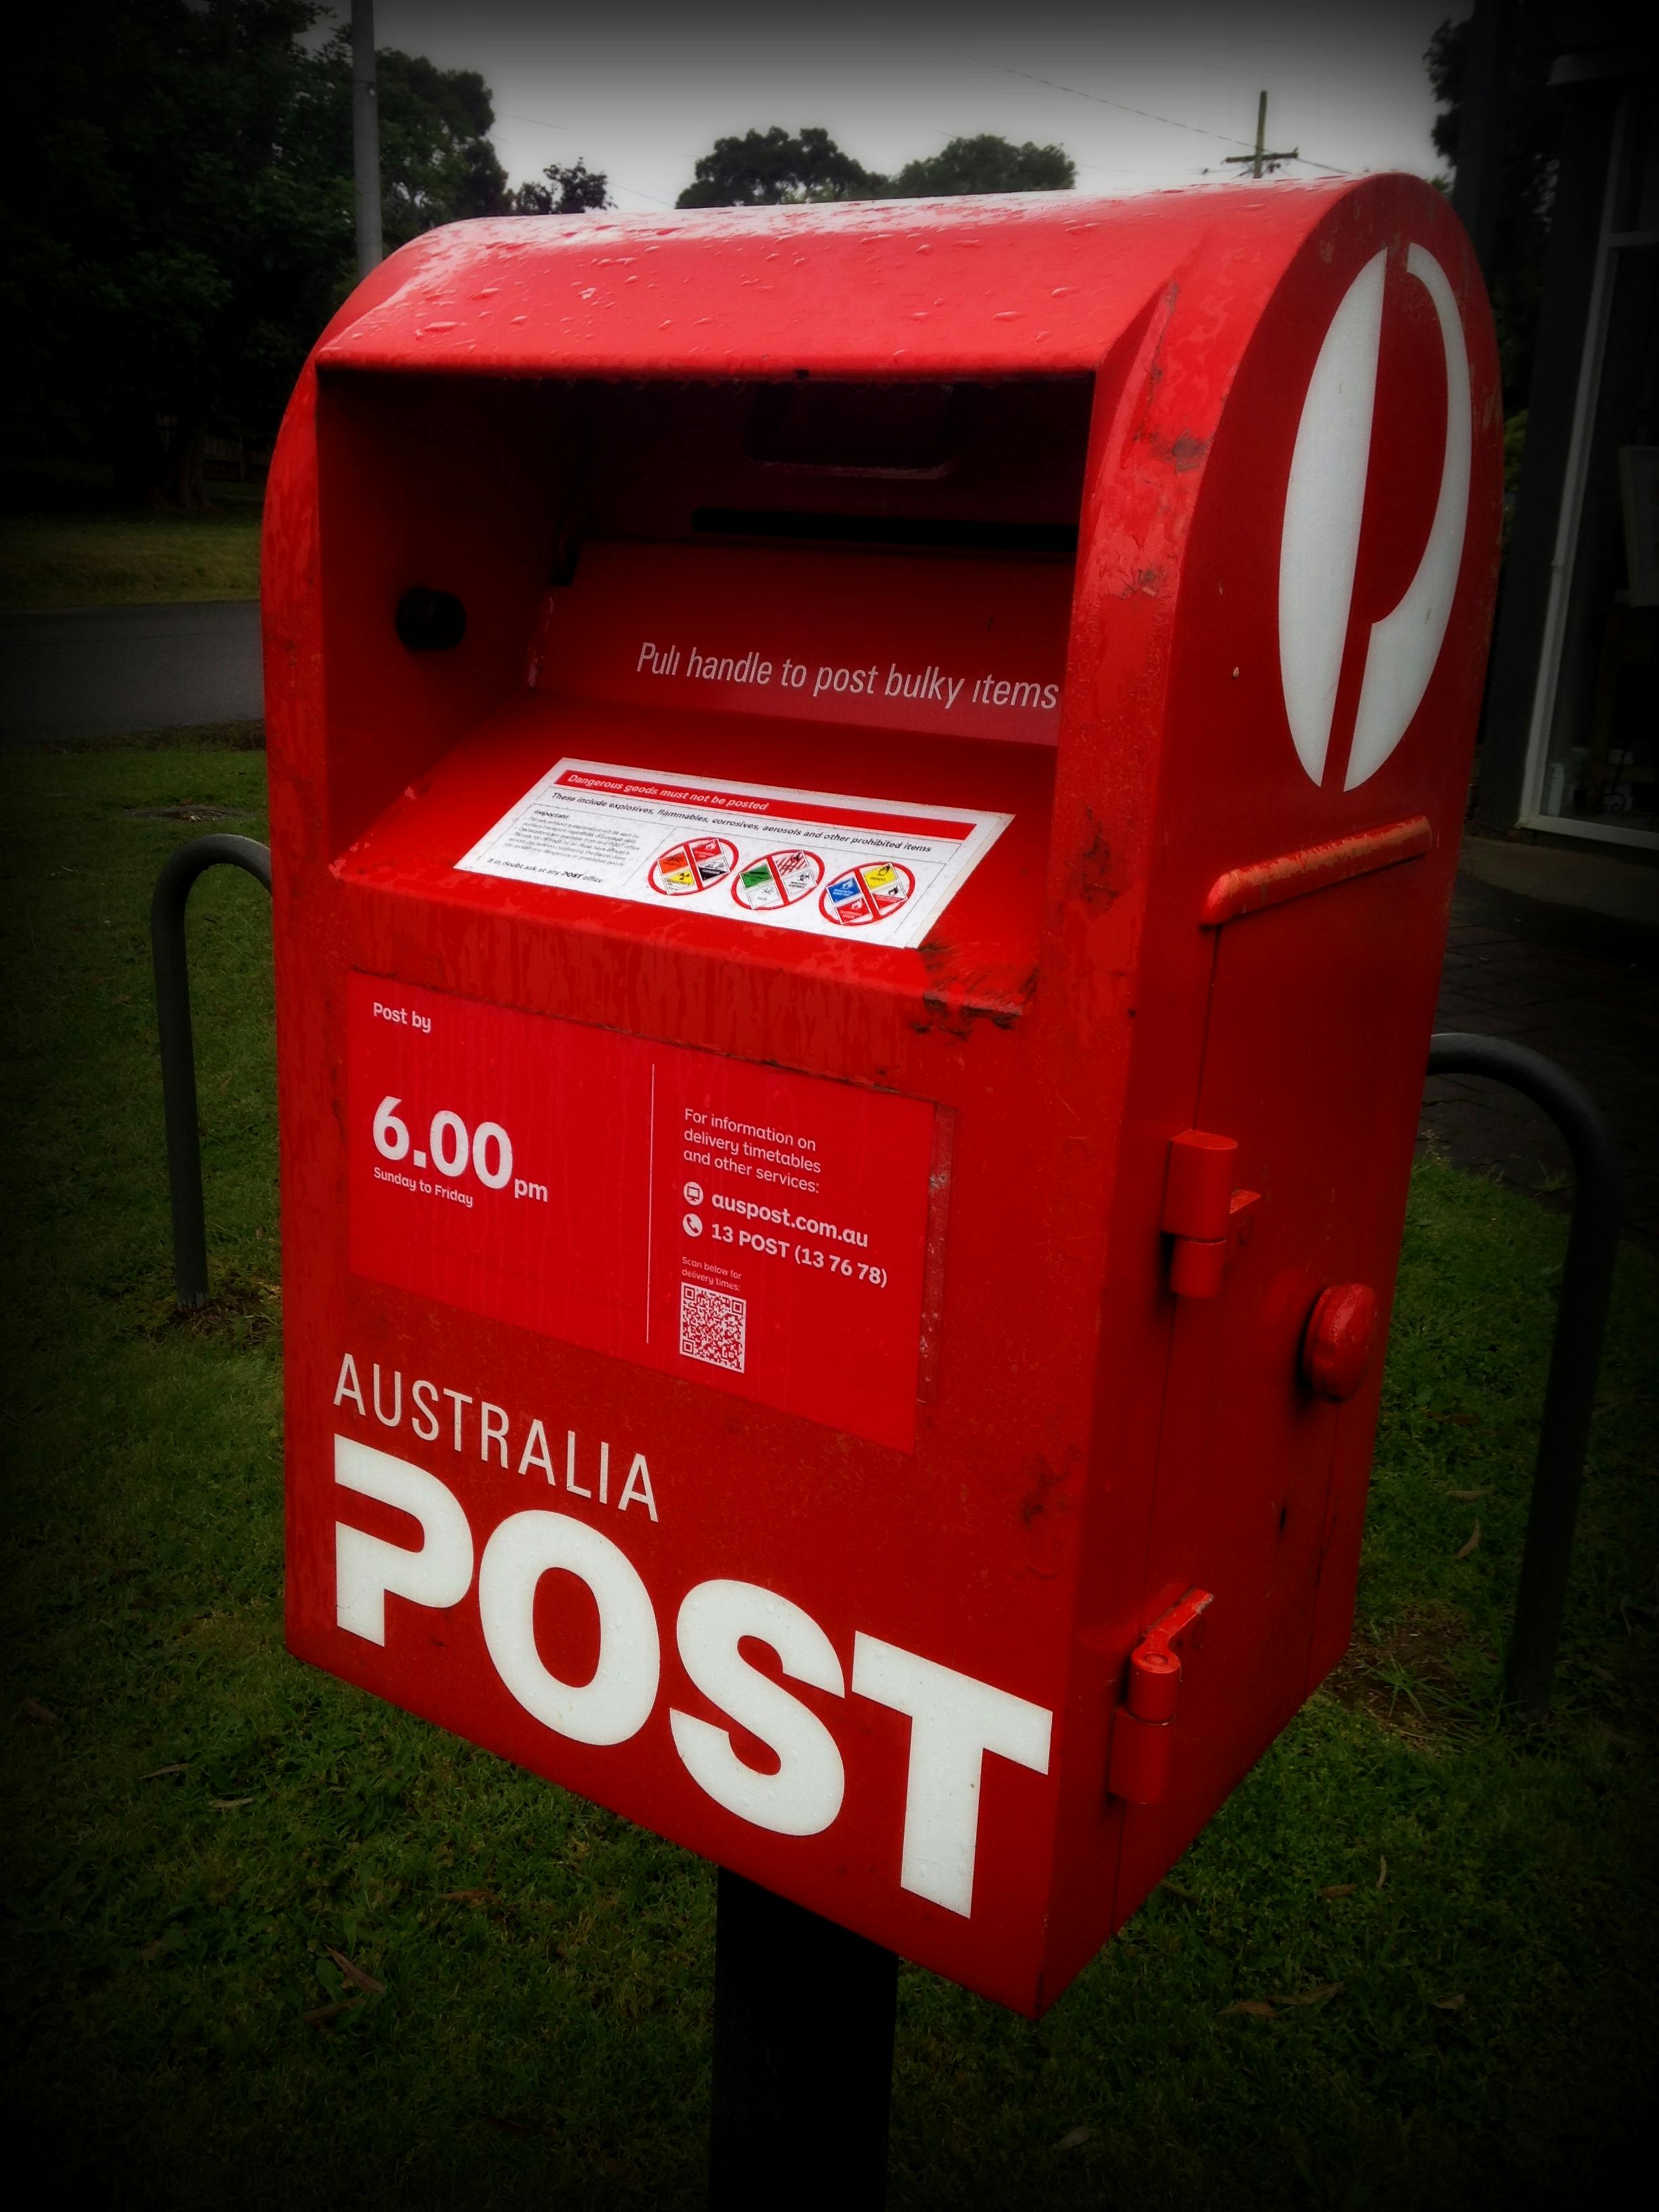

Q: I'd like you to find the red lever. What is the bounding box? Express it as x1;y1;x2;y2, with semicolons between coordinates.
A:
1107;1588;1214;1805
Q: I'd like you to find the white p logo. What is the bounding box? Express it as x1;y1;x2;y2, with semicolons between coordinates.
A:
1278;243;1471;791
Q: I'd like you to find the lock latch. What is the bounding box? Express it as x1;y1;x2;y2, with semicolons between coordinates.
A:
1107;1586;1214;1806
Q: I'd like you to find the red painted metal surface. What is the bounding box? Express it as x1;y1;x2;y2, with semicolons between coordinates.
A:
1200;815;1433;926
262;179;1500;2016
1105;1588;1212;1805
1301;1283;1381;1404
1162;1131;1238;1242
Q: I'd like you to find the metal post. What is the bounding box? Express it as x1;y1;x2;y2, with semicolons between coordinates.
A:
710;1870;899;2210
352;0;383;280
150;836;273;1309
1224;89;1297;180
1425;1033;1624;1717
1448;0;1517;281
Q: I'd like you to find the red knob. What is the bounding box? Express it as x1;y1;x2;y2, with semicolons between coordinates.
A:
1301;1282;1378;1402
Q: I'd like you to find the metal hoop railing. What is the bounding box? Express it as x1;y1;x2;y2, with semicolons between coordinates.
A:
150;834;272;1311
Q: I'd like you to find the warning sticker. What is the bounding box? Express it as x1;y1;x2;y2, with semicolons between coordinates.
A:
455;758;1011;949
348;974;940;1450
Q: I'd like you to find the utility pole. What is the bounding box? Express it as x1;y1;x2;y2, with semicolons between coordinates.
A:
352;0;383;279
1225;91;1298;181
1449;0;1515;281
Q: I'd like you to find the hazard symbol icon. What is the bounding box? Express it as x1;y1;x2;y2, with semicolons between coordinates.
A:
649;836;738;897
820;861;916;928
731;851;824;910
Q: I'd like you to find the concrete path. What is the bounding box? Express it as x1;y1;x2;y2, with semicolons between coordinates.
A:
0;601;262;743
1422;872;1658;1246
1460;832;1659;929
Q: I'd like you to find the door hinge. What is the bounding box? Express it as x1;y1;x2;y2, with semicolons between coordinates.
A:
1107;1586;1214;1806
1162;1130;1258;1297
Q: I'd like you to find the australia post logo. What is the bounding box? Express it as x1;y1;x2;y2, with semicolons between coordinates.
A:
1277;243;1473;792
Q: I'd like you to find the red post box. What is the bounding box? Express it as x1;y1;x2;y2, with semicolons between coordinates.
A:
264;178;1500;2016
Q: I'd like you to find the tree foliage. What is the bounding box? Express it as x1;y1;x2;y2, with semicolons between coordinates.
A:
5;2;335;504
367;43;510;245
888;136;1075;197
512;159;614;215
676;126;885;207
1;1;514;506
675;125;1074;209
1425;9;1561;405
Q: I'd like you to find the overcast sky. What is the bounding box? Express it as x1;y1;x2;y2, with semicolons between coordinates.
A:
344;1;1465;214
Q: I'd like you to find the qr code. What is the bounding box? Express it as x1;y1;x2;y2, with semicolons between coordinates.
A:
680;1283;747;1373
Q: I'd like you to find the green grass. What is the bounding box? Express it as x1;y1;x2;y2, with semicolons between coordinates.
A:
1;739;1655;2208
0;472;262;609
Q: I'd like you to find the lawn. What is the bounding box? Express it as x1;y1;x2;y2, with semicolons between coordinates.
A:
1;737;1654;2209
0;465;261;609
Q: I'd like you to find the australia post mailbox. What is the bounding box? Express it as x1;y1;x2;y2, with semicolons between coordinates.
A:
264;178;1499;2015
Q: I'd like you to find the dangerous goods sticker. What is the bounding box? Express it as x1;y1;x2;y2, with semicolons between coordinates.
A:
455;758;1011;949
347;974;941;1451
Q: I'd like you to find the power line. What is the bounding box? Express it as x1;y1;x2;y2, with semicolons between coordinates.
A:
965;52;1260;151
1223;90;1298;180
963;52;1351;178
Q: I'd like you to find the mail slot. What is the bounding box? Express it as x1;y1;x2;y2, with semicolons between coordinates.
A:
263;178;1500;2016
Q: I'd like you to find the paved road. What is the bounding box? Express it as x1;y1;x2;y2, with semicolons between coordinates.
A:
0;601;262;743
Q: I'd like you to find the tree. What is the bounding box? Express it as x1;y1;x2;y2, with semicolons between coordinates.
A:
0;2;514;508
676;127;884;208
1425;9;1561;405
367;45;511;245
3;2;341;506
676;127;1076;209
512;158;613;214
888;136;1075;197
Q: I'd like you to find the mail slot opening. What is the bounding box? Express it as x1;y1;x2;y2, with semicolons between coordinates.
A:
742;378;979;476
577;374;1094;542
316;368;1094;966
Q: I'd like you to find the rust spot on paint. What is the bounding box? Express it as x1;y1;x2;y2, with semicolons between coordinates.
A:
1019;1456;1075;1578
912;988;1021;1040
909;943;1031;1036
1144;426;1208;474
1071;813;1120;909
1020;1458;1067;1528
